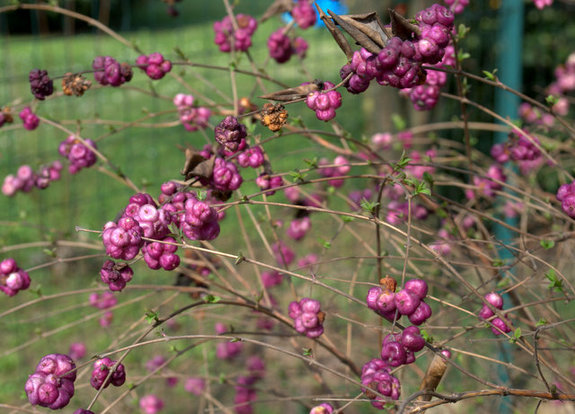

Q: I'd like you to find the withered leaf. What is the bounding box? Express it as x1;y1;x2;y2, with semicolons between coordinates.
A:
259;82;320;102
327;11;385;55
315;3;353;59
389;8;420;40
181;148;215;180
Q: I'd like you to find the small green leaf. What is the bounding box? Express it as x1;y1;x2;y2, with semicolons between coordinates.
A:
420;329;432;343
507;328;520;343
302;348;312;356
230;337;241;343
342;216;355;222
219;373;226;384
197;190;207;201
482;69;498;81
540;239;555;249
204;295;221;303
145;310;160;324
545;269;563;292
360;199;380;214
492;259;504;267
545;95;559;106
536;318;547;327
288;170;307;183
457;24;470;40
304;157;319;168
319;239;331;249
43;248;57;258
235;253;245;265
391;114;406;131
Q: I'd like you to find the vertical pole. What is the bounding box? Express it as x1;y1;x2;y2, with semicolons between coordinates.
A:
493;1;524;413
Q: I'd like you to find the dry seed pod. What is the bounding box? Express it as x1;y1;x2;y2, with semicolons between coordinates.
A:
260;103;288;132
62;73;92;97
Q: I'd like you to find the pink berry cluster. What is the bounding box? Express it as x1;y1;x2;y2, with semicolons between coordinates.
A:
213;14;258;53
360;358;401;407
305;81;342;121
272;241;295;267
234;356;266;414
2;161;62;197
256;173;283;195
491;130;543;174
136;52;172;80
288;297;325;338
173;93;211;132
340;4;454;94
443;0;469;14
140;394;164;414
19;106;40;130
261;270;284;288
215;322;243;360
58;135;98;174
381;326;426;367
292;0;317;29
25;353;77;410
386;200;429;225
184;377;206;396
286;216;311;240
0;258;31;296
90;357;126;389
205;157;244;192
318;155;351;187
102;216;144;260
267;29;308;63
310;403;334;414
29;69;54;100
478;292;512;335
366;278;432;325
100;260;134;291
92;56;133;87
533;0;553;10
465;164;507;200
556;180;575;218
142;236;180;271
89;291;118;310
237;145;265;168
68;342;86;361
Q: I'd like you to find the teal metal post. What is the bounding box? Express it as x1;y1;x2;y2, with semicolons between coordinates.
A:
493;1;524;413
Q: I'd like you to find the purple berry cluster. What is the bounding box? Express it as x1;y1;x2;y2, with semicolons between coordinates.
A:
491;130;544;174
478;292;512;335
2;161;62;197
234;356;266;414
92;56;133;87
213;14;258;53
381;326;426;367
256;173;283;195
25;353;77;410
318;155;351;187
136;52;172;80
215;322;243;360
288;297;325;338
100;260;134;291
465;164;507;200
305;81;342;121
261;270;284;288
90;291;117;309
68;342;86;361
556;180;575;218
19;106;40;130
366;278;432;325
142;236;180;271
173;93;211;132
361;358;401;407
238;145;265;168
184;377;206;396
102;217;144;261
0;258;31;297
123;193;171;239
267;29;308;63
286;216;311;240
214;115;247;152
272;241;295;267
386;200;429;225
443;0;469;14
292;0;317;29
90;357;126;389
58;135;98;174
29;69;54;100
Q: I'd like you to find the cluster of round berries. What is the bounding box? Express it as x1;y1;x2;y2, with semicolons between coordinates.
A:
123;193;171;239
2;161;62;197
0;258;31;296
215;322;243;360
340;4;454;93
206;157;244;192
366;278;432;325
90;357;126;389
465;164;506;200
556;180;575;218
68;342;86;361
140;394;164;414
306;81;342;121
491;130;543;174
215;115;247;152
173;93;211;132
533;0;553;10
518;102;555;127
478;292;512;335
288;297;325;338
381;326;426;367
286;216;312;240
58;135;98;174
142;236;180;271
184;376;206;396
89;291;118;309
310;403;334;414
234;356;265;414
102;217;144;261
256;173;283;195
261;270;284;288
19;106;40;130
272;241;295;267
361;358;401;406
443;0;469;14
386;200;429;225
100;260;134;291
213;14;258;53
92;56;133;87
136;52;172;80
549;52;575;97
25;353;77;410
318;155;351;187
237;145;265;168
291;0;317;29
29;69;54;100
267;29;308;63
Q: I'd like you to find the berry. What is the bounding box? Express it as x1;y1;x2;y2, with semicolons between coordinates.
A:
136;53;172;80
395;289;421;315
381;340;407;367
268;29;293;63
408;300;432;325
286;216;312;240
139;394;164;414
0;258;31;297
256;173;283;195
310;403;334;414
271;241;295;267
100;260;134;291
173;93;211;132
92;56;133;86
292;0;317;29
184;377;205;395
404;279;429;300
29;69;54;100
401;326;425;352
90;357;126;389
288;297;325;338
68;342;86;360
19;106;40;130
306;81;342;121
142;236;181;271
361;358;401;406
25;354;76;410
215;323;243;359
101;217;144;260
491;317;512;335
58;135;98;174
214;116;247;152
238;146;265;168
213;14;258;53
